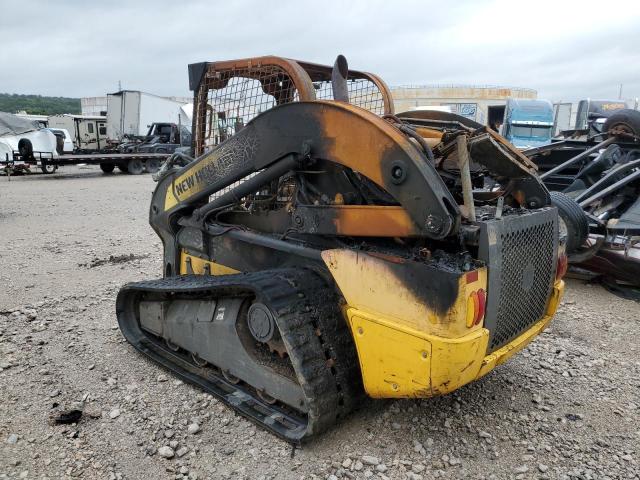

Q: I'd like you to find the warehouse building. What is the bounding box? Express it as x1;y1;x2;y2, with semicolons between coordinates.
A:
391;84;537;127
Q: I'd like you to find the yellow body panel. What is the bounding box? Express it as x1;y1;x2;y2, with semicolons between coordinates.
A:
322;249;487;338
344;280;564;398
164;185;179;210
350;313;432;397
179;251;239;275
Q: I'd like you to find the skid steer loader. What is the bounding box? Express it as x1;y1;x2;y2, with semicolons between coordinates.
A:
116;55;567;442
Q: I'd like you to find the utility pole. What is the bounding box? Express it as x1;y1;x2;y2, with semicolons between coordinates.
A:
118;80;122;92
618;84;623;100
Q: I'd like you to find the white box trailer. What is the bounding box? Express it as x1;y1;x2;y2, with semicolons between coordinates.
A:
552;103;572;135
106;90;189;142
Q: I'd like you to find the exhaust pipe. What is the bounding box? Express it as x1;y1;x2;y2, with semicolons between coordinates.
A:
331;55;349;103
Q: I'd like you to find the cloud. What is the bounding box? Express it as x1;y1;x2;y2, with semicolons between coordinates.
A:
1;0;639;104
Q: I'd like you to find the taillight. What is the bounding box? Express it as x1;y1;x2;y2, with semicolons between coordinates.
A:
466;289;486;328
556;253;568;280
466;292;478;328
475;288;486;325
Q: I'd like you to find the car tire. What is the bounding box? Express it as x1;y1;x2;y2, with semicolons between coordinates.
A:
127;158;144;175
117;164;129;173
100;162;115;174
603;109;640;138
145;158;161;173
18;139;34;160
41;163;57;174
54;136;65;155
550;191;589;253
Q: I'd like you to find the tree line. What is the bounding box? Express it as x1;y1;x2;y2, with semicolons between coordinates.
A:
0;93;81;115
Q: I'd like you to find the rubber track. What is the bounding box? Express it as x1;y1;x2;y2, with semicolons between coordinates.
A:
116;269;363;442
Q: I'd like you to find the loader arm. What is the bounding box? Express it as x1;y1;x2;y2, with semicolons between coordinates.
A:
150;101;460;249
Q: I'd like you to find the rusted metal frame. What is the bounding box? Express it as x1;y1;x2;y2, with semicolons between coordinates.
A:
193;81;210;156
522;140;570;157
295;60;394;115
181;100;459;238
460;133;550;208
205;224;323;261
296;60;377;82
395;109;483;130
417;120;470;133
396;124;434;162
192;56;394;159
219;205;420;237
456;135;476;222
292;205;419;237
194;154;302;220
205;56;317;101
360;71;395;115
434;127;538;174
192;57;317;156
412;126;444;139
236;100;458;238
484;129;539;172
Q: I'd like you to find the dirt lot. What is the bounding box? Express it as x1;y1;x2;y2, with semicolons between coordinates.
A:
1;166;639;480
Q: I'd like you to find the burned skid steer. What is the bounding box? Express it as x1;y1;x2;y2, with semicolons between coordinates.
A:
116;56;567;442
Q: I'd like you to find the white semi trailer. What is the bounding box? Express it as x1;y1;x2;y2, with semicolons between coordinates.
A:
106;90;189;142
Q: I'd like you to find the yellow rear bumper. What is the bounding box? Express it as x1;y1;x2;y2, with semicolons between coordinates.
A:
347;280;564;398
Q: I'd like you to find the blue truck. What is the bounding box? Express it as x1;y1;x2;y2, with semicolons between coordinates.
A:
497;98;555;149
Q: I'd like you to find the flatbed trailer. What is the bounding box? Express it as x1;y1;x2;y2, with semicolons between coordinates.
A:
1;150;170;175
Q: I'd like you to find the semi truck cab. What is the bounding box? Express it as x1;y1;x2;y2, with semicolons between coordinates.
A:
501;99;554;149
574;99;628;134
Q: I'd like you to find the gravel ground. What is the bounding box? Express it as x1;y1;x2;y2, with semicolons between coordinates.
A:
1;166;639;480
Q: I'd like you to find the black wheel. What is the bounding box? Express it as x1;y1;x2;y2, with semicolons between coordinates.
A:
550;191;589;253
603;109;640;139
117;164;129;173
40;163;57;174
145;158;161;173
54;135;64;155
127;158;144;175
100;162;115;174
18;139;33;159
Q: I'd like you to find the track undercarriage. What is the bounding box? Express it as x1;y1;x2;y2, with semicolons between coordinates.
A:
116;269;363;442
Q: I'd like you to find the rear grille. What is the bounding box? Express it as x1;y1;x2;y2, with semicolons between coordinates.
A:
492;221;555;349
479;209;557;351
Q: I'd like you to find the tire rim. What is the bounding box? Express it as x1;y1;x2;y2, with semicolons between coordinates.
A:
129;160;144;174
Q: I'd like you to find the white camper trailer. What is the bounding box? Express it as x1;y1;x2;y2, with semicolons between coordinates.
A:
47;114;107;152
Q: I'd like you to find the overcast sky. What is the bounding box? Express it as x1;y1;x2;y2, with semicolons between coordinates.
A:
2;0;639;103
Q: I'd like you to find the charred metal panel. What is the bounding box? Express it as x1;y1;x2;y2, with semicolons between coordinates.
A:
152;101;459;240
188;62;209;91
